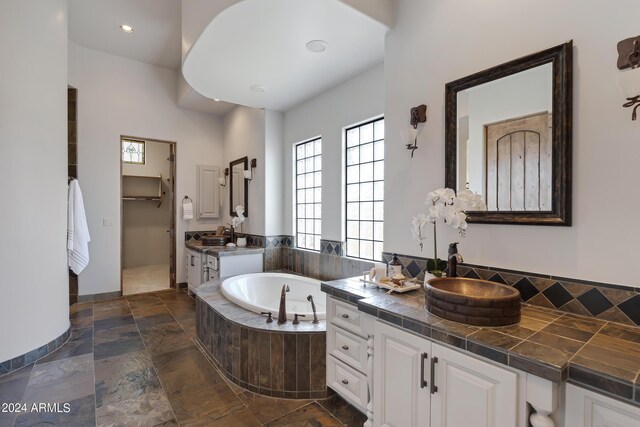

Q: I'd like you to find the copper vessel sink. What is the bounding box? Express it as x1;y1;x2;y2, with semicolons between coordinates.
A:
424;277;521;326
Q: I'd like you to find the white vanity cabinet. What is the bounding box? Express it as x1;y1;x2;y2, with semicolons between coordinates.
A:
326;297;375;420
186;249;204;293
430;341;518;427
564;384;640;427
373;320;430;427
373;320;521;427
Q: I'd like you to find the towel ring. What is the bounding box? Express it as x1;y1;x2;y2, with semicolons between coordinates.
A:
182;196;193;205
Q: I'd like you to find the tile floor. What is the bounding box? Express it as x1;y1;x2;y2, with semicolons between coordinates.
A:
123;264;170;295
0;289;366;427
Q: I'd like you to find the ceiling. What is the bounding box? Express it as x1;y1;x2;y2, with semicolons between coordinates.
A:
69;0;181;70
182;0;387;111
69;0;388;113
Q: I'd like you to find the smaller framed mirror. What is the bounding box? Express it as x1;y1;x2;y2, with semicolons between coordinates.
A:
229;156;248;217
445;41;572;225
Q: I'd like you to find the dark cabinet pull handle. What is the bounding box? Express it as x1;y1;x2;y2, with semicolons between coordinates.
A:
341;345;349;351
430;356;438;394
420;352;428;389
341;314;349;319
341;379;349;385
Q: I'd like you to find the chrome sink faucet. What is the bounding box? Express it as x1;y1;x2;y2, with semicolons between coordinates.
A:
277;284;290;325
447;242;463;278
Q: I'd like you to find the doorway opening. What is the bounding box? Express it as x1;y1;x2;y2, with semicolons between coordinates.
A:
120;136;176;295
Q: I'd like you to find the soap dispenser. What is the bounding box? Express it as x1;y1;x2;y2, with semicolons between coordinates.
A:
388;253;402;277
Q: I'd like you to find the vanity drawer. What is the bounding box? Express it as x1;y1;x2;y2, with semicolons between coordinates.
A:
329;298;365;337
329;326;367;373
327;355;368;412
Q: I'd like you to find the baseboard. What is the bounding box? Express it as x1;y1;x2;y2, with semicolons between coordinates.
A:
77;290;122;303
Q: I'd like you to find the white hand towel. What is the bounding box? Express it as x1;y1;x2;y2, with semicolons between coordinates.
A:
68;179;91;274
183;202;193;220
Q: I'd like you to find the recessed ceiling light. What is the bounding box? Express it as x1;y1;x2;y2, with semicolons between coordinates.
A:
306;40;328;53
213;98;220;102
120;24;134;33
250;85;267;93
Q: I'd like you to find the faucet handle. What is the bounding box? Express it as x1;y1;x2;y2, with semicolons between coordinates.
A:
293;313;306;325
261;312;273;323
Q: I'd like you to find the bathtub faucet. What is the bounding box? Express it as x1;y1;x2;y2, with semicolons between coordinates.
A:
277;284;290;325
307;295;319;324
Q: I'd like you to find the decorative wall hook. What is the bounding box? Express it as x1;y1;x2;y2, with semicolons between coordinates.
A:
617;36;640;121
407;104;427;157
218;167;229;187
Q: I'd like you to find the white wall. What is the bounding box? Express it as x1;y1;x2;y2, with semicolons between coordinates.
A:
122;141;172;269
385;0;640;287
265;110;285;235
68;43;224;295
283;63;385;240
221;106;266;235
0;0;70;362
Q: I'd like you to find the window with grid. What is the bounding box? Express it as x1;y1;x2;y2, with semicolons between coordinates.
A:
295;138;322;251
345;118;384;261
122;139;145;164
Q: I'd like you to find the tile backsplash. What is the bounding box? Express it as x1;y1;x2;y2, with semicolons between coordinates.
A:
381;252;640;327
185;231;639;327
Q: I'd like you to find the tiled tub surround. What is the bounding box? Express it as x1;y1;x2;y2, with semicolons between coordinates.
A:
381;252;640;327
196;280;329;399
322;276;640;407
0;328;71;377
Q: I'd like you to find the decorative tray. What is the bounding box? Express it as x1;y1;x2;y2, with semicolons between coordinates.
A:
359;277;422;293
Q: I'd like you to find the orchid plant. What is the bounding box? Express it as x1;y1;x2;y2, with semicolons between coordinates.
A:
230;205;245;235
412;188;485;277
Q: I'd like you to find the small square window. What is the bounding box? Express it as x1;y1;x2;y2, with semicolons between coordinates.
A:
122;139;145;164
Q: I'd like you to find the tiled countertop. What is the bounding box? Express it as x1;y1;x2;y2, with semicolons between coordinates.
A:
185;242;265;257
321;277;640;407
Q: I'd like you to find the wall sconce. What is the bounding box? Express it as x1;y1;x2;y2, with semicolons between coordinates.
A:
617;36;640;121
244;158;257;182
218;167;229;187
406;104;427;157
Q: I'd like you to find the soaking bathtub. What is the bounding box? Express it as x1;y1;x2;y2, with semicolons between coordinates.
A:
220;272;326;320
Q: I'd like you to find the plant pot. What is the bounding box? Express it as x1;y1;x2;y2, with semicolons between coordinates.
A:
236;237;247;248
423;271;438;291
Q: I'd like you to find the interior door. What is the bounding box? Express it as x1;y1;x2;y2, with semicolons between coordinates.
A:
430;342;518;427
485;112;552;211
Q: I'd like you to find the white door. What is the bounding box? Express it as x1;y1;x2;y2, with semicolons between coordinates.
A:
373;321;430;427
430;342;518;427
565;384;640;427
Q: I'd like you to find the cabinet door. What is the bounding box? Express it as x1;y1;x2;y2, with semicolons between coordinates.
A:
565;383;640;427
192;253;202;286
374;321;430;427
430;342;518;427
196;165;220;219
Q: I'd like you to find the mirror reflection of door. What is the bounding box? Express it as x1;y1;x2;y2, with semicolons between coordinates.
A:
231;169;243;211
485;112;552;211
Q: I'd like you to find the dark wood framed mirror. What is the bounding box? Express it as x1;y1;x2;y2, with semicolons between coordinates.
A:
445;40;572;225
229;156;248;217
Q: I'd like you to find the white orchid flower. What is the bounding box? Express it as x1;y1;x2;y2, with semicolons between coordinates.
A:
426;187;454;206
426;203;446;223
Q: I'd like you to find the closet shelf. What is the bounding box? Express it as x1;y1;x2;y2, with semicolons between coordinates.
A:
122;174;163;208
